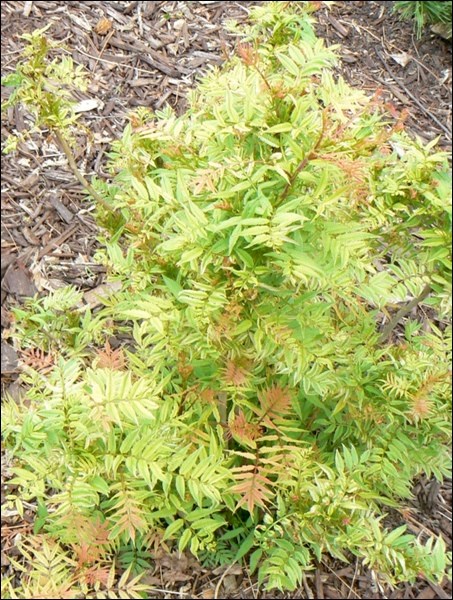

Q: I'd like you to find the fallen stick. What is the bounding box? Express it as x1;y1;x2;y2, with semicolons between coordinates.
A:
376;49;452;140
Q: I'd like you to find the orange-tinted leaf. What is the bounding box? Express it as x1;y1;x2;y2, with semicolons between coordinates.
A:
95;339;126;370
224;360;249;386
259;385;292;422
231;465;273;513
83;564;111;587
94;17;112;35
229;410;262;445
20;347;55;374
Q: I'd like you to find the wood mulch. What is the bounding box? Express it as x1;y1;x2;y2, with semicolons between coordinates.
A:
1;1;451;598
315;0;451;149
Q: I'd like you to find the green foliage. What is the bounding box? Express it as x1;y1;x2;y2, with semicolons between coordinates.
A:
1;26;87;151
1;533;152;599
393;1;452;38
1;2;452;596
2;26;113;212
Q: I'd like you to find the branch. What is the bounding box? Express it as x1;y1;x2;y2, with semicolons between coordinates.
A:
276;110;327;207
54;130;116;213
379;283;432;344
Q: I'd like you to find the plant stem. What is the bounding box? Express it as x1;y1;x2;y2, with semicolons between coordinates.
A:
217;391;229;448
379;282;432;343
276;110;327;207
54;130;115;212
254;64;273;94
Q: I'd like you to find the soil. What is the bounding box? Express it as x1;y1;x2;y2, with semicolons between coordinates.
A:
1;2;451;599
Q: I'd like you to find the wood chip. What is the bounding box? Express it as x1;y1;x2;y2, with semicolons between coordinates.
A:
1;262;38;297
327;14;349;38
390;52;412;68
416;586;437;599
83;280;122;308
1;342;18;374
324;587;344;599
49;194;74;224
23;1;33;17
73;98;104;113
427;583;451;600
315;569;325;599
1;253;16;278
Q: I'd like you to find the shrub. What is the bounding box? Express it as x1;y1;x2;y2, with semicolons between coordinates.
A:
2;2;452;596
393;1;452;38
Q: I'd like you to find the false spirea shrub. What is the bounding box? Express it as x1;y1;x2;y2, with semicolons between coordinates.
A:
2;2;452;596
